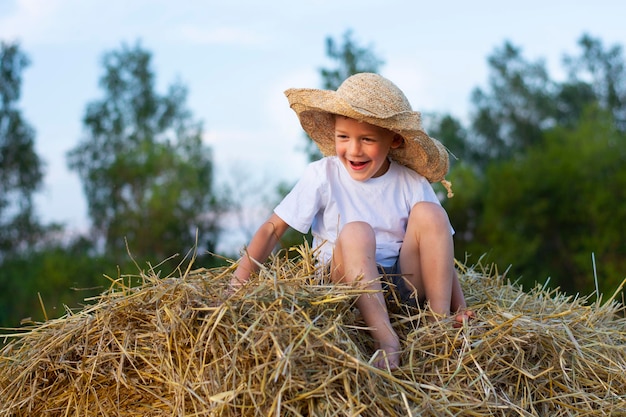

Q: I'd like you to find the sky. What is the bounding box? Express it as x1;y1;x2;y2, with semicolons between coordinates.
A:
1;0;625;253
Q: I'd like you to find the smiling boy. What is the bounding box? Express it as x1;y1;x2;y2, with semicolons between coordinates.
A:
230;73;471;370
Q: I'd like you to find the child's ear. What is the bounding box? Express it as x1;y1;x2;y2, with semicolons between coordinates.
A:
391;134;404;149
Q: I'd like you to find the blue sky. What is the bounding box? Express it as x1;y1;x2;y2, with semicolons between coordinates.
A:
1;0;625;252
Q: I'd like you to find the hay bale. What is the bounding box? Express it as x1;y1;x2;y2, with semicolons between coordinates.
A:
1;247;625;416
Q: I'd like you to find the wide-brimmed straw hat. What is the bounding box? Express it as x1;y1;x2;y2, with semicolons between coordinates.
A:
284;73;452;192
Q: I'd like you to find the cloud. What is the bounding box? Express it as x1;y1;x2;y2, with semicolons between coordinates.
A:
0;0;136;45
203;125;306;183
0;0;274;48
0;0;62;43
263;69;318;131
177;25;270;46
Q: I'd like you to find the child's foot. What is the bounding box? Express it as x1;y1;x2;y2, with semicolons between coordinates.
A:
371;343;401;370
453;310;475;328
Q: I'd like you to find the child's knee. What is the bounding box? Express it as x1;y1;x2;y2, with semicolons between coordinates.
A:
338;221;376;242
408;202;450;230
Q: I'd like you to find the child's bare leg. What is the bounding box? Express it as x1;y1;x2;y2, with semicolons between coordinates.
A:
399;202;469;321
332;221;400;369
450;268;474;325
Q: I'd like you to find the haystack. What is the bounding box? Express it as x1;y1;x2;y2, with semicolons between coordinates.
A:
1;246;625;416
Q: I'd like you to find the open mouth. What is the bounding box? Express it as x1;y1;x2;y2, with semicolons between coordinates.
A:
349;160;369;170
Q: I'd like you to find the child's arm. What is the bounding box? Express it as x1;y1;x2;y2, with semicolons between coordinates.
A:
230;213;290;289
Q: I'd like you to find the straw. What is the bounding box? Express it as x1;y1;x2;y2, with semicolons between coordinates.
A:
1;246;625;416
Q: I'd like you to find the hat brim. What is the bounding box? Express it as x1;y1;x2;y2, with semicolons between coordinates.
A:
285;88;449;183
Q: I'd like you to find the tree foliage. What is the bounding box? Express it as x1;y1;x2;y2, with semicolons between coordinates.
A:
302;30;384;162
0;239;112;328
471;107;625;295
446;33;626;296
320;29;385;91
0;41;46;256
426;114;470;168
469;41;557;166
563;34;626;130
67;42;221;265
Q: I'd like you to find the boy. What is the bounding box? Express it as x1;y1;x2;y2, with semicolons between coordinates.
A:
230;73;471;369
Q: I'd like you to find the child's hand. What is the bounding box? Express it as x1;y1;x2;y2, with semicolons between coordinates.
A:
226;276;246;296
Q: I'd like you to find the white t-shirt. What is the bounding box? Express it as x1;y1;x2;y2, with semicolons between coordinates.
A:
275;156;447;267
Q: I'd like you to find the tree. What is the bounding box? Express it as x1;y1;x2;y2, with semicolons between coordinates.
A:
469;41;557;166
67;42;221;265
320;30;385;91
426;114;472;168
470;106;626;296
469;34;626;169
302;30;384;162
0;238;112;328
0;41;46;257
426;114;486;249
562;34;626;131
445;34;626;297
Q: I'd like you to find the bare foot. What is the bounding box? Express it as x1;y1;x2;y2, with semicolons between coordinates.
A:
371;343;401;370
453;310;475;328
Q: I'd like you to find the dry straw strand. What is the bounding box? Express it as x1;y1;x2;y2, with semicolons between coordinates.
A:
1;246;625;416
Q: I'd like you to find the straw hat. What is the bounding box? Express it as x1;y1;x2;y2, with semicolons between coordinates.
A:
284;73;451;187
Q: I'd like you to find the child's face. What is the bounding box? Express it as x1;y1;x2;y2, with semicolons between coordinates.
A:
334;116;403;181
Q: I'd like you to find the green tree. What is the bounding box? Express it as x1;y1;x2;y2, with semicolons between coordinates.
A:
562;34;626;131
427;114;486;250
302;30;384;162
67;42;221;266
0;238;113;328
427;114;472;168
320;29;385;91
468;34;625;168
470;106;625;296
444;34;626;297
0;41;46;257
470;41;557;166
